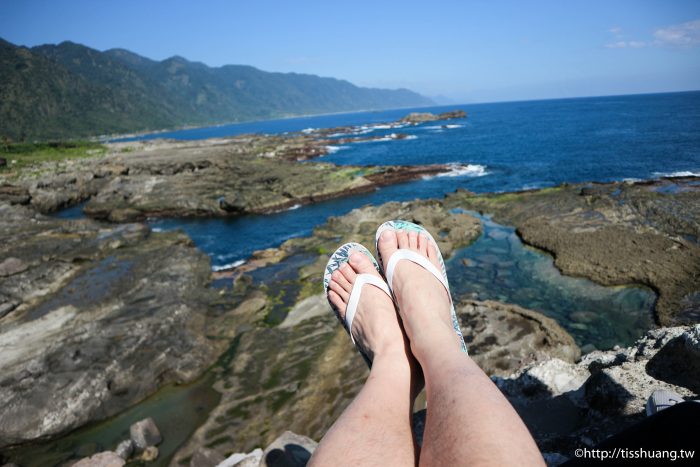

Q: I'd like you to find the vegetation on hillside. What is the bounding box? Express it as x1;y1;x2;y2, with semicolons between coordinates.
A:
0;39;433;141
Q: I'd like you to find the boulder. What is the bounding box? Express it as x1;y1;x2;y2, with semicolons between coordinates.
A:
129;418;162;450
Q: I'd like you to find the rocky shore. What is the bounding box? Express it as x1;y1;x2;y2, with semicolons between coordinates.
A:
0;111;469;222
1;124;698;466
445;178;700;325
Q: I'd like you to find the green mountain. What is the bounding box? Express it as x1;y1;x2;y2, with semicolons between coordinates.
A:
0;39;433;141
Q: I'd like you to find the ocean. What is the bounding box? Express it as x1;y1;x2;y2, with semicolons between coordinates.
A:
113;91;700;268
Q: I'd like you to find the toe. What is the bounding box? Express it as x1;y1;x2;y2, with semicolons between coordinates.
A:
349;251;378;276
335;267;353;293
418;234;428;254
397;230;409;249
328;290;346;315
427;242;441;268
330;280;349;303
408;231;418;250
378;230;399;268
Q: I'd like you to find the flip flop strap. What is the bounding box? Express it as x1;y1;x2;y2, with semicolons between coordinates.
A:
385;250;451;302
345;273;392;345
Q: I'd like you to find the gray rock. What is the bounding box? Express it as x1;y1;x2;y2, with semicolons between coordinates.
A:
495;325;700;456
0;301;18;319
458;300;581;376
0;204;225;448
260;431;317;467
114;439;134;460
190;447;225;467
129;418;162;450
216;448;263;467
71;451;125;467
0;257;27;277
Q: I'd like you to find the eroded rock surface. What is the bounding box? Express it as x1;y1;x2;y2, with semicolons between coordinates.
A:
0;204;237;447
447;178;700;325
171;292;578;463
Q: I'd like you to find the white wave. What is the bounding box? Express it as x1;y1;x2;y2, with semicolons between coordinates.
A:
653;171;700;178
326;145;349;154
212;259;246;271
425;163;488;179
622;177;642;183
403;135;418;140
287;204;302;210
372;124;393;130
151;227;164;232
423;125;443;130
445;124;463;129
301;127;316;134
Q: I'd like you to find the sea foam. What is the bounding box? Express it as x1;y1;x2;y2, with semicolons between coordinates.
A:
424;163;488;179
212;259;246;271
653;171;700;178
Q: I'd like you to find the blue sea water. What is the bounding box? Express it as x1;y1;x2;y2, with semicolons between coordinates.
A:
139;91;700;268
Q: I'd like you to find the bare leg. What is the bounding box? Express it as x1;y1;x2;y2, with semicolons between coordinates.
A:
378;230;545;467
309;252;421;467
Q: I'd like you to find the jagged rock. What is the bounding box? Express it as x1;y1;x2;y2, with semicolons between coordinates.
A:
260;431;317;467
114;439;134;460
140;446;159;462
495;325;700;457
129;418;162;450
71;451;125;467
217;448;263;467
190;447;225;467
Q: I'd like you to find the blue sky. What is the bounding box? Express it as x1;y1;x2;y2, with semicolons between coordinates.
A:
1;0;699;102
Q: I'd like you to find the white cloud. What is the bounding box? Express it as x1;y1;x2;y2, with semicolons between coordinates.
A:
605;40;647;49
653;19;700;46
605;41;628;49
605;19;700;49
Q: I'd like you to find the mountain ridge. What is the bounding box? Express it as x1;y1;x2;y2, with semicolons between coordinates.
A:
0;39;433;141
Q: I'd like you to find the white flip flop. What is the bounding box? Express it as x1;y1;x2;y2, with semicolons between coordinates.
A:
323;242;393;367
375;220;468;354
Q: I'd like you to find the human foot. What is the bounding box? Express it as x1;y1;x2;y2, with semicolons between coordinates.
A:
376;223;467;361
324;243;408;363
